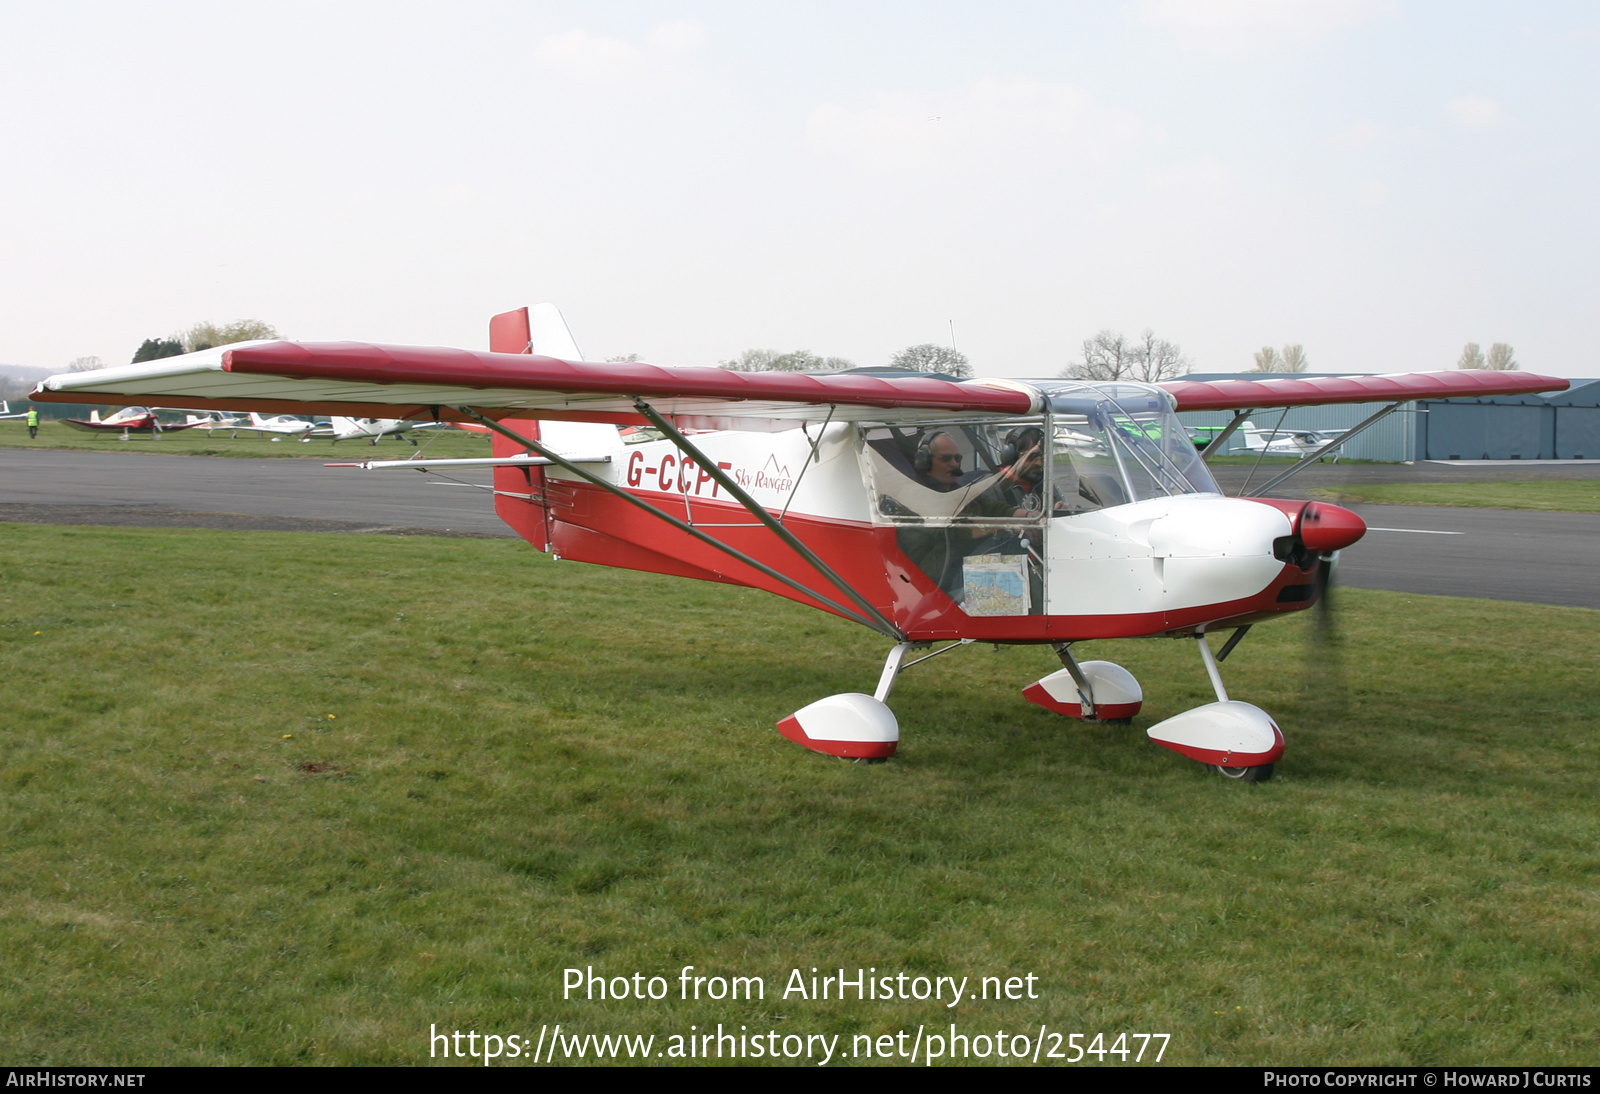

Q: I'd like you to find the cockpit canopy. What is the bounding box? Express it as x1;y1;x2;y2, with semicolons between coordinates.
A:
1039;380;1219;509
859;380;1219;529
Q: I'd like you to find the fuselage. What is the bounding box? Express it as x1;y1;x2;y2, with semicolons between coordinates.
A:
489;379;1365;643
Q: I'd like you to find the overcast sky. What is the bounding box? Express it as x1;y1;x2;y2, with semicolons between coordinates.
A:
2;1;1595;379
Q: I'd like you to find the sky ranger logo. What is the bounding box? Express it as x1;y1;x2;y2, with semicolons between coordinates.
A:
733;455;793;495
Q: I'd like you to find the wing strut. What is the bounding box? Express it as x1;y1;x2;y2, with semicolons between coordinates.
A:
780;407;836;523
1241;400;1406;497
1199;409;1255;460
457;407;905;641
631;398;904;641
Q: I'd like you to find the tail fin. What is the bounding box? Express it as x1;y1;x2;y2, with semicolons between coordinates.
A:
487;307;547;548
483;302;599;552
489;308;531;354
529;303;584;360
488;302;584;360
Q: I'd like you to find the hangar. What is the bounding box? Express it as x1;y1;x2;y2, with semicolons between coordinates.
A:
1177;373;1600;462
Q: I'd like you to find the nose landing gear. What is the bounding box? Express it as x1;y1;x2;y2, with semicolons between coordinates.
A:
1144;631;1282;782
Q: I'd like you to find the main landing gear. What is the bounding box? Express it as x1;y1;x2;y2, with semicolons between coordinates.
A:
1022;633;1282;782
1023;644;1144;723
777;639;974;761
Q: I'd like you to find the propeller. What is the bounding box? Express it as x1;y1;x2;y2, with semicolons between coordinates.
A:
1296;503;1352;725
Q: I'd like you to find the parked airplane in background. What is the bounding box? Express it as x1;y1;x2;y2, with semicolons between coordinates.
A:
328;416;422;445
59;406;201;435
184;411;245;434
1187;419;1351;459
31;306;1568;781
0;400;29;420
245;412;316;441
1238;419;1351;460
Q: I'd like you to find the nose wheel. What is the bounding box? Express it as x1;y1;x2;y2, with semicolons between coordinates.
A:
1144;632;1284;782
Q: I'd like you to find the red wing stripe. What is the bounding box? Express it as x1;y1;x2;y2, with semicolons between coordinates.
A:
1161;370;1567;411
222;342;1035;415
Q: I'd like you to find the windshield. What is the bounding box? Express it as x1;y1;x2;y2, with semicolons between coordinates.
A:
1040;381;1218;510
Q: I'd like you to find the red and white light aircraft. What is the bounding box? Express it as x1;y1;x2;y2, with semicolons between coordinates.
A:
58;406;203;435
33;306;1567;780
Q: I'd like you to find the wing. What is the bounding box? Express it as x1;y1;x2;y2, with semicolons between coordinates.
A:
32;341;1040;432
1162;370;1567;410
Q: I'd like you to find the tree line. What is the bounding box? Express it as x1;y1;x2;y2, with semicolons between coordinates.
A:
719;344;973;379
130;320;281;364
1457;342;1517;370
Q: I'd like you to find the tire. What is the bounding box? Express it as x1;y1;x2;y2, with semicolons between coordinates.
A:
1214;763;1274;783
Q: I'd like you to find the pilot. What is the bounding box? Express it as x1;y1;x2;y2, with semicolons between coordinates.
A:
894;431;971;598
896;427;1048;605
919;431;965;489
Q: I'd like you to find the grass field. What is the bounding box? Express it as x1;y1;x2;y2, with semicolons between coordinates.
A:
0;419;494;459
3;522;1599;1066
1312;481;1600;514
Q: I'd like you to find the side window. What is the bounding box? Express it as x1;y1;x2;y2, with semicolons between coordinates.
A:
858;420;1047;615
1051;415;1119;514
860;422;1048;526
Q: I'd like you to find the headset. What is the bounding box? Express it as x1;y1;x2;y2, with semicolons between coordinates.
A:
914;431;952;473
999;425;1043;467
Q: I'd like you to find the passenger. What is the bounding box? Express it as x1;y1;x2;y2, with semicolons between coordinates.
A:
994;427;1102;514
875;429;966;517
965;426;1047;519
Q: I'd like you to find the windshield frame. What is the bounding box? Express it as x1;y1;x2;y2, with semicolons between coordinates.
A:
1037;380;1220;509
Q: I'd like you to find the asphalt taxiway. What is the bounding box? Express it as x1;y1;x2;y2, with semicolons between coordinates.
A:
0;449;505;536
3;449;1598;609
